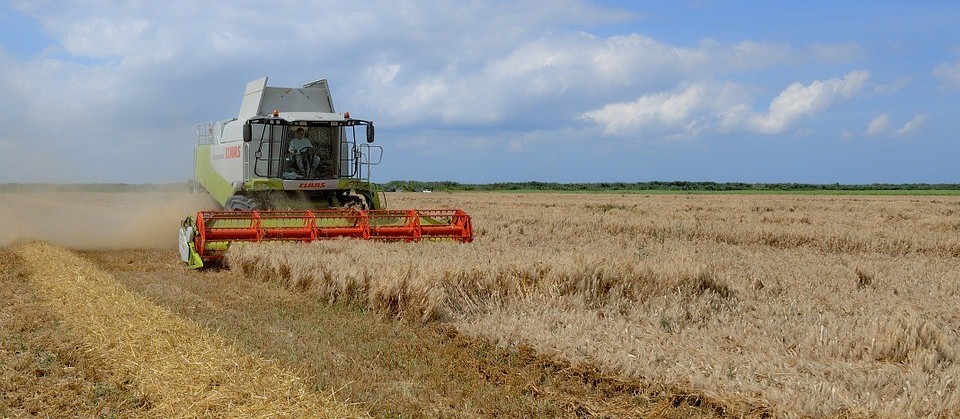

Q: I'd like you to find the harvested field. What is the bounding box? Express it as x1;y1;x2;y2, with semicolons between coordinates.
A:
1;191;725;418
1;249;147;417
227;192;960;418
9;241;364;417
3;190;959;417
80;248;729;418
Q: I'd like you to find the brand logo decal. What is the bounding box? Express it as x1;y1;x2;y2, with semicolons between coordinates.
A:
225;145;242;159
299;182;327;188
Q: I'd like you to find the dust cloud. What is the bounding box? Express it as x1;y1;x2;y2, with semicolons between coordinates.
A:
0;191;220;249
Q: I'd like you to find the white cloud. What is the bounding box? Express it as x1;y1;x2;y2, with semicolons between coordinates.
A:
579;84;712;137
894;115;929;138
581;71;869;138
932;61;960;90
735;71;869;134
368;32;802;128
723;71;870;135
367;62;402;86
860;114;929;139
867;114;890;137
589;35;701;85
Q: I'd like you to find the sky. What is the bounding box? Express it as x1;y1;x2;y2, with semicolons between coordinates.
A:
0;1;958;184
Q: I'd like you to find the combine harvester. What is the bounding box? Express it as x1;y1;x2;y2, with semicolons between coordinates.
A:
179;77;472;268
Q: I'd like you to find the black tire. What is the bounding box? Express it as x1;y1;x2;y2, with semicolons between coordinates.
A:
224;195;261;211
340;191;372;210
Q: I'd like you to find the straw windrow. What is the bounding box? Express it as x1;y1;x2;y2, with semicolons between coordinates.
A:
15;242;366;418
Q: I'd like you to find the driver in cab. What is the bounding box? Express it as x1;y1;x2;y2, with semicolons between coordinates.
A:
288;127;320;177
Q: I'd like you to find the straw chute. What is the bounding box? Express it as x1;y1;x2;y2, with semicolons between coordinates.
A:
179;209;472;267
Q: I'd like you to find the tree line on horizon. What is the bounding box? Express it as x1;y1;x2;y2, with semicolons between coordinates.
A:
1;181;958;193
383;180;960;192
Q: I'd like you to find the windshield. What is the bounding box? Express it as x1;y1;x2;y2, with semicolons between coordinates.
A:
245;118;373;181
282;126;340;179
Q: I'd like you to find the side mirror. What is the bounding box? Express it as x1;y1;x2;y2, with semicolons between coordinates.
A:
242;124;251;142
366;123;375;143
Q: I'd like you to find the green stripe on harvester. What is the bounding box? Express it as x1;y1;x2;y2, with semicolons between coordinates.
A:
244;178;284;190
195;146;235;207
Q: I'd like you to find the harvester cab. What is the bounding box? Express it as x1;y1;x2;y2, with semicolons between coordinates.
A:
192;77;383;210
179;77;472;268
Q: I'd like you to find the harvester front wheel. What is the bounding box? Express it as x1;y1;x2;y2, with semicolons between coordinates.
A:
340;191;372;210
225;195;261;211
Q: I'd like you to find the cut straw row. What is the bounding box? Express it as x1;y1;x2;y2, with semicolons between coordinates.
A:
16;242;366;418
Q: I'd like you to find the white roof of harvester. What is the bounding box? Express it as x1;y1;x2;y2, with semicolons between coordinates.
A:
239;77;338;122
275;111;346;122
